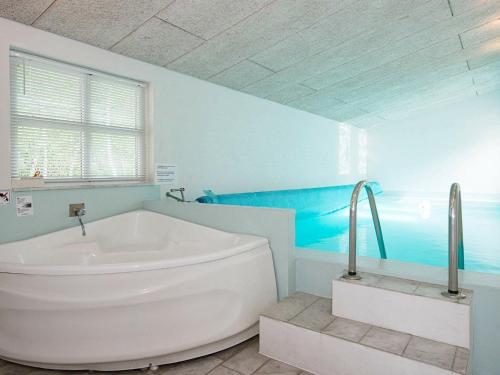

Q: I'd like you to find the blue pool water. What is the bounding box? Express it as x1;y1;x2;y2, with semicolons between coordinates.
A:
197;186;500;274
297;192;500;274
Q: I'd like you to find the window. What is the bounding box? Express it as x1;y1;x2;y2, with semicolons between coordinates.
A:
10;51;147;183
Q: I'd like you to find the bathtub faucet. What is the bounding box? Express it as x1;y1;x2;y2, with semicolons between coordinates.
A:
75;208;86;237
166;188;185;202
69;203;87;236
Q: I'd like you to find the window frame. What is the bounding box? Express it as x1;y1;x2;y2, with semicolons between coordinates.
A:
9;50;151;189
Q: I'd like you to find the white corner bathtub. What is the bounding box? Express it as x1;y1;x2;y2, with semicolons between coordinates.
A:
0;210;277;371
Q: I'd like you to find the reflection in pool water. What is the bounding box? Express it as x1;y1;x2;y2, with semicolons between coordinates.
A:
297;192;500;274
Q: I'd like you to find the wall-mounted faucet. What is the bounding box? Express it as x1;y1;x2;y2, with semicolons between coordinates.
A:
69;203;86;236
166;188;186;202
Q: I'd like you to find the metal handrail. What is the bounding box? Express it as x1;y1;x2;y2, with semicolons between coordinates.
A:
343;180;387;280
442;183;466;299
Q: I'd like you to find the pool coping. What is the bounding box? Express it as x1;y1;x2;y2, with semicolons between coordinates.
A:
295;248;500;290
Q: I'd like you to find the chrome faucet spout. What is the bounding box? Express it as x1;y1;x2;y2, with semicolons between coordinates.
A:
77;214;86;236
74;207;86;236
166;188;186;202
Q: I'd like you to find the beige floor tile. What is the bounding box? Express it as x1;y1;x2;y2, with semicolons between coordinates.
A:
323;317;370;343
289;298;334;332
262;293;319;321
222;340;268;375
253;359;302;374
403;336;455;370
452;347;469;374
160;355;222;375
360;327;411;355
214;336;258;361
206;365;241;375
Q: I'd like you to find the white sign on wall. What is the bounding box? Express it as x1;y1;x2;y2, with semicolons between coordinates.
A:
16;195;34;217
155;164;177;184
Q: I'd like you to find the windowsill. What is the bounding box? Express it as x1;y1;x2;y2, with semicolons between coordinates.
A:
11;180;156;192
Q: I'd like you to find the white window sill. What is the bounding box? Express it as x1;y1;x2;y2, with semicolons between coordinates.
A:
11;179;156;192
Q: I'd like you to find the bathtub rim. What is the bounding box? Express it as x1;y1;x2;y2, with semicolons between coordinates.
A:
0;210;269;276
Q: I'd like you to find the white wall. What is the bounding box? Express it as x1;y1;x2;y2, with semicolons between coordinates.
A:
0;17;365;202
368;92;500;194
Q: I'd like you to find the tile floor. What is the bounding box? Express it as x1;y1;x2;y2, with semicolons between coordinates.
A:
262;292;469;374
0;336;312;375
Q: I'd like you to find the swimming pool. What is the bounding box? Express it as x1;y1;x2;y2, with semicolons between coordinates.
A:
197;186;500;274
296;192;500;274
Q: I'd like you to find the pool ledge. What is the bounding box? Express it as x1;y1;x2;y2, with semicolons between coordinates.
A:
295;247;500;290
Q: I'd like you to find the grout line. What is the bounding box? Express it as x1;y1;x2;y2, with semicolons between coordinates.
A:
357;325;373;343
241;0;450;95
297;82;317;91
222;364;247;375
447;0;455;17
208;364;245;375
205;58;274;82
31;0;57;25
164;41;206;68
207;0;356;88
203;0;280;41
450;346;459;373
401;334;413;355
458;34;464;50
286;297;321;322
155;16;207;41
247;59;277;73
219;338;256;363
108;0;178;50
249;358;271;375
166;0;279;69
108;17;156;50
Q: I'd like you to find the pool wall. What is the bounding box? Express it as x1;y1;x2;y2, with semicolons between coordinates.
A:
196;182;382;218
143;199;500;375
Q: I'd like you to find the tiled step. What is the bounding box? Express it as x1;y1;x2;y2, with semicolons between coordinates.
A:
260;293;470;375
332;272;473;348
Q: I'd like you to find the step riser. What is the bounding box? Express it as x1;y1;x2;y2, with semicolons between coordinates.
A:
332;280;471;348
260;316;457;375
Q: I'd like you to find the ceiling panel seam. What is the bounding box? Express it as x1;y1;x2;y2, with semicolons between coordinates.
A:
30;0;56;26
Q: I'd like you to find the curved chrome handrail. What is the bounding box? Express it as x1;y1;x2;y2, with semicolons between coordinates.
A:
442;183;466;299
343;180;386;280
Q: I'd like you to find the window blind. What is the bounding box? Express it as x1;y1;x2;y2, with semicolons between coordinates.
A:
10;51;147;182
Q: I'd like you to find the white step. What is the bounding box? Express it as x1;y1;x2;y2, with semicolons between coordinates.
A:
260;293;470;375
332;272;472;348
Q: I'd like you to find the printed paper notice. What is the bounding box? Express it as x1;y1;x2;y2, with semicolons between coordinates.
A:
16;195;33;217
0;190;10;205
155;164;177;184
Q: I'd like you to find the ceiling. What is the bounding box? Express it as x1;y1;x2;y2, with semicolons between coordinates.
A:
1;0;500;128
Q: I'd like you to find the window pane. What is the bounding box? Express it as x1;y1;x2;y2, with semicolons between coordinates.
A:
10;52;146;182
89;76;144;129
11;123;83;179
88;131;143;179
10;58;83;123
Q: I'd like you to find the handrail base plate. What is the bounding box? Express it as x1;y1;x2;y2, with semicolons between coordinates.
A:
342;273;362;281
441;290;467;300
